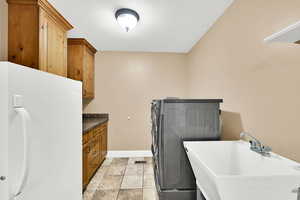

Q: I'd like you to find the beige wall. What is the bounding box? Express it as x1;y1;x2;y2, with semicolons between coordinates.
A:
3;0;298;161
84;52;187;151
0;0;7;61
187;0;300;162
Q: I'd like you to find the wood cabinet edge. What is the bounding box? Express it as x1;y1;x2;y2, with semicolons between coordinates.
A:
7;0;73;31
68;38;97;54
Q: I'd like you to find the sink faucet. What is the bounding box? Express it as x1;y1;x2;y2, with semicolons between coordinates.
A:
240;132;272;156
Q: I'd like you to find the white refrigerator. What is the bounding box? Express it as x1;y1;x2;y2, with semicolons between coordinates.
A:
0;62;82;200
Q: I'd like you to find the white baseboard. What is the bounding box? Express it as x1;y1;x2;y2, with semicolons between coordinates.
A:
107;151;153;158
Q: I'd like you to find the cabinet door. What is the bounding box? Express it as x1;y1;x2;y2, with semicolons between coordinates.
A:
67;44;84;81
102;125;107;158
39;9;67;77
99;132;104;163
89;134;101;174
8;3;39;69
83;48;95;98
82;143;90;189
89;135;100;162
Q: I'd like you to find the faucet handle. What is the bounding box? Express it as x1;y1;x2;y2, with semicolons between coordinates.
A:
249;140;255;146
240;132;255;141
240;132;246;139
249;140;259;150
262;145;272;152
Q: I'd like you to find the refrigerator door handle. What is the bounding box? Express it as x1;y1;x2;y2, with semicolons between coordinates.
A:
13;107;30;197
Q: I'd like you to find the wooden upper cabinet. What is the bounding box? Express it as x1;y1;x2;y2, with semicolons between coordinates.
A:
7;0;73;77
67;38;97;99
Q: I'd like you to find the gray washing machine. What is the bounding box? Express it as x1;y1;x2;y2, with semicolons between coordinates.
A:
151;99;223;200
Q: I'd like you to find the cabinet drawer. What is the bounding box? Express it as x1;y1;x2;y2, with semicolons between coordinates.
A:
103;123;108;129
89;147;99;161
89;136;100;160
97;125;103;132
89;156;100;175
92;127;101;137
99;123;107;132
83;132;89;144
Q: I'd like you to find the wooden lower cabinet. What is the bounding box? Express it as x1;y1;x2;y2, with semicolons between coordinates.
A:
82;122;108;190
102;125;108;157
82;143;90;188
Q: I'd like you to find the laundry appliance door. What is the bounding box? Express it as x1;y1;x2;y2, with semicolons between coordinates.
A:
151;101;160;157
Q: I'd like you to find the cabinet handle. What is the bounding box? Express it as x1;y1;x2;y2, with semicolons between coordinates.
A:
13;107;30;198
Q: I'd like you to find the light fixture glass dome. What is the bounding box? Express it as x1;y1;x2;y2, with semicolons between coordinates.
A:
115;8;140;32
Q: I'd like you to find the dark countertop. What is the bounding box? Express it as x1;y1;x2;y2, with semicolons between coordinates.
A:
83;113;109;134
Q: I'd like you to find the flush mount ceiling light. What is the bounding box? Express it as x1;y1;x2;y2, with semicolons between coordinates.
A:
115;8;140;32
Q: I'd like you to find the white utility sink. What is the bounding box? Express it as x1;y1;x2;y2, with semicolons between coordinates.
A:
184;141;300;200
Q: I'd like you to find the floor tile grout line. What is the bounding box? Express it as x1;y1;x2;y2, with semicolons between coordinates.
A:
142;160;145;199
85;160;109;200
84;157;152;200
115;158;128;200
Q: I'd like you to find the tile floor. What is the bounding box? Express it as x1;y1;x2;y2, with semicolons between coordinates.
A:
83;157;158;200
